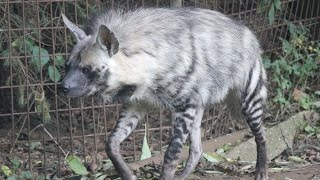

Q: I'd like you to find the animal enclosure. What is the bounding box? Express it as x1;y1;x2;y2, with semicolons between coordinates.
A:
0;0;319;179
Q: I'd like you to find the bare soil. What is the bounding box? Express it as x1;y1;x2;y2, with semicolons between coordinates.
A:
1;111;320;180
186;164;320;179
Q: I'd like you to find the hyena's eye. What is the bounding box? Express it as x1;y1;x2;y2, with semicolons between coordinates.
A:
82;67;90;74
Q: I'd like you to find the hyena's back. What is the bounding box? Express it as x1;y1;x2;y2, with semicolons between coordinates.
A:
86;8;265;107
63;8;268;180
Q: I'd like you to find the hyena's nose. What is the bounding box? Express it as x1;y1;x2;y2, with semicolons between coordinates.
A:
63;86;71;92
62;83;71;92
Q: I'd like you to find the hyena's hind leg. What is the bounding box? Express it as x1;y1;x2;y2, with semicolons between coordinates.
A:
241;65;268;180
160;103;202;180
106;104;145;180
176;107;205;179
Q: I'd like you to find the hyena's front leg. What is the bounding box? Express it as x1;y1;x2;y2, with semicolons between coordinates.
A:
176;107;204;179
160;104;200;180
106;105;145;180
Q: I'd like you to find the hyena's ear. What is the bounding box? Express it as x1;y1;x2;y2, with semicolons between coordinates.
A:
97;25;119;56
61;13;87;41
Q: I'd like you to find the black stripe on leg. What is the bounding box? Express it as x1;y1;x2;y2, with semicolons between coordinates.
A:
247;114;262;123
176;117;190;134
244;68;253;97
182;113;195;120
130;114;139;119
114;122;121;130
164;141;183;163
164;123;187;163
243;73;263;111
243;97;262;114
172;126;183;140
118;114;126;119
249;122;262;134
248;107;263;117
248;98;263;112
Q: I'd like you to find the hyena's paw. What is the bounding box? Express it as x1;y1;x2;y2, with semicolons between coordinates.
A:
159;173;174;180
130;175;137;180
175;174;186;180
254;170;268;180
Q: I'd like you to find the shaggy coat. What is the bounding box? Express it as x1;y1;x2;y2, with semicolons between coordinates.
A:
61;8;268;180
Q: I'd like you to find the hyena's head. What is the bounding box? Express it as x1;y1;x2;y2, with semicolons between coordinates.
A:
61;14;120;98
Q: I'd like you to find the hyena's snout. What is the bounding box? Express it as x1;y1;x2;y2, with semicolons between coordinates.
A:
60;68;91;98
60;75;76;96
61;80;72;93
61;70;75;92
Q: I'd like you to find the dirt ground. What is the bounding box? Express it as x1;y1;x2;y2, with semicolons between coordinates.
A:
1;111;320;180
186;164;320;180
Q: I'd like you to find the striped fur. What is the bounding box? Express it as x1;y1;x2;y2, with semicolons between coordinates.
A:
61;8;268;180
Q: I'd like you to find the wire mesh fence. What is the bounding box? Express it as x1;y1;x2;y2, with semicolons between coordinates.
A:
0;0;319;178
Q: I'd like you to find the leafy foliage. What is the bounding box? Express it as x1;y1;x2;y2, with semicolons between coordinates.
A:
66;154;89;176
141;124;152;160
264;22;320;112
299;121;320;139
1;159;35;180
260;0;282;24
1;36;65;123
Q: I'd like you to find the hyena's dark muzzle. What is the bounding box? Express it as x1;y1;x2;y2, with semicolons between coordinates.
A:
61;66;91;98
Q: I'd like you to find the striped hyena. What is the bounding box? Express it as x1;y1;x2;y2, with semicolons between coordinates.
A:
61;8;268;180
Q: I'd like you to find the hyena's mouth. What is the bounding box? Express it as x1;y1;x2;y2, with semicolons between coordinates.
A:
115;85;137;98
64;87;91;98
97;85;137;101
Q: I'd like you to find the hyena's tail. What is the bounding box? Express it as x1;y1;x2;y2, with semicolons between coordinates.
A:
241;59;268;179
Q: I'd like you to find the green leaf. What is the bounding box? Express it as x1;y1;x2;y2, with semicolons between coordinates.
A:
274;0;281;10
268;4;275;24
102;159;113;170
7;174;19;180
203;152;225;164
220;143;232;152
288;156;305;163
66;154;89;176
11;159;20;169
48;65;61;82
269;167;290;173
1;165;12;176
96;174;108;180
18;78;25;107
216;148;225;154
32;46;49;72
37;175;46;180
304;125;315;133
299;95;311;110
281;39;292;54
12;37;34;54
55;55;65;67
140;124;152;160
1;49;10;62
34;97;51;123
203;170;224;174
21;171;33;179
30;142;41;150
312;101;320;108
262;56;272;69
